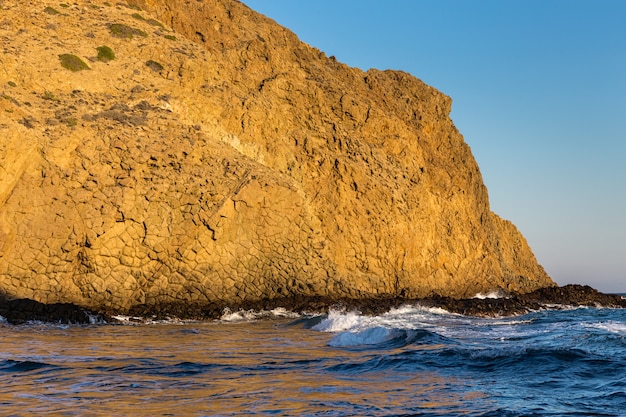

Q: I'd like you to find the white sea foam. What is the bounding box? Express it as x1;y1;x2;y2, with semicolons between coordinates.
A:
311;305;458;347
111;315;202;325
484;319;534;326
389;304;455;317
589;321;626;334
111;315;149;324
268;307;301;318
220;309;258;322
473;290;505;299
312;310;362;332
219;307;300;322
85;312;107;325
309;304;548;348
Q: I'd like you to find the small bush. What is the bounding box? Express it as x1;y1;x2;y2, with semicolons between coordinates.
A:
8;81;17;87
145;60;163;72
117;2;142;10
44;6;60;15
2;93;19;107
59;54;90;71
108;23;147;39
130;12;163;28
96;45;115;62
146;18;164;28
42;91;60;102
163;34;177;41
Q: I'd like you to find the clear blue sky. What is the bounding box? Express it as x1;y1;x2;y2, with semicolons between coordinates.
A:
243;0;626;293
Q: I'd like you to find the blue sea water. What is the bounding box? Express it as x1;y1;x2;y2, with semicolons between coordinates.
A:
1;303;625;416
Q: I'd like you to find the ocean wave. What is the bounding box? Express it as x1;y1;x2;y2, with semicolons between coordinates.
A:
312;307;456;348
310;305;514;338
327;327;445;349
0;359;59;374
588;321;626;334
311;310;362;332
326;326;406;347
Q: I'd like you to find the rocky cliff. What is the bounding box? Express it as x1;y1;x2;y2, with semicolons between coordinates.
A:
0;0;554;314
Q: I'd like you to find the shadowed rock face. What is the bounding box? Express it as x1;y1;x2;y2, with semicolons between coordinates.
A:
0;0;554;314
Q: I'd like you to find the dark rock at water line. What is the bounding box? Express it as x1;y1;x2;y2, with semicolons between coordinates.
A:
518;284;626;308
416;284;626;316
0;297;105;325
234;284;626;318
1;284;623;324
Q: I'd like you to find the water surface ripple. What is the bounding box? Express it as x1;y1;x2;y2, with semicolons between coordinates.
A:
0;306;624;416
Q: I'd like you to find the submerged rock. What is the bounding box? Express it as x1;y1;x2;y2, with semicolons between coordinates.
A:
0;0;553;315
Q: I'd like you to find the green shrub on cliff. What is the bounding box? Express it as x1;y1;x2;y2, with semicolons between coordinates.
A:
42;91;60;102
59;54;90;71
146;18;164;28
131;12;165;28
145;60;164;72
96;45;115;62
108;23;147;39
44;6;60;15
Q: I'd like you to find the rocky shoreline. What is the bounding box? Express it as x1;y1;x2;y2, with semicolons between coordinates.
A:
1;284;623;325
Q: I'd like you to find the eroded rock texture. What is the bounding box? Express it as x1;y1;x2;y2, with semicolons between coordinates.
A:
0;0;554;313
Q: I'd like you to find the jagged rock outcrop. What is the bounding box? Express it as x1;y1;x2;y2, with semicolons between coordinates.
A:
0;0;554;314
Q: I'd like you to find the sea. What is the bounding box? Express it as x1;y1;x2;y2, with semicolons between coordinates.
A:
1;300;625;416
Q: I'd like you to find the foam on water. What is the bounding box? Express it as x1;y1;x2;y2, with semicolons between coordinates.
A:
219;307;300;322
110;315;198;325
311;310;362;332
311;305;465;348
309;304;566;350
589;321;626;334
473;290;506;299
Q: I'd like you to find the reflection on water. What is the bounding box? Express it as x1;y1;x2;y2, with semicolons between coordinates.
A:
0;320;485;416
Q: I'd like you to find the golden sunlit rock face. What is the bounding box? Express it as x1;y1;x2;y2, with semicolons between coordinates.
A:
0;0;554;312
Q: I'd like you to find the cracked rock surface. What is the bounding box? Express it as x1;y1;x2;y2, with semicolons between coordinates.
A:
0;0;554;315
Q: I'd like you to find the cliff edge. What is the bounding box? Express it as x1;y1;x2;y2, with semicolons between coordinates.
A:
0;0;554;314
